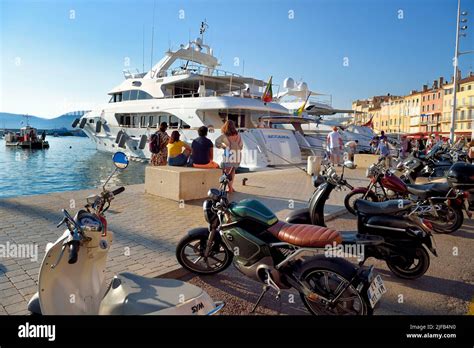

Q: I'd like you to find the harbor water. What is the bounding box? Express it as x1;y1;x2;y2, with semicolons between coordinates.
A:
0;137;146;198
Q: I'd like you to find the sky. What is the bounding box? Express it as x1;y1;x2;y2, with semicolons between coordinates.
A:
1;0;474;118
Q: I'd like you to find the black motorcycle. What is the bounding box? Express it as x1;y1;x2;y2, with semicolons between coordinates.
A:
398;143;462;184
176;173;386;315
286;164;437;279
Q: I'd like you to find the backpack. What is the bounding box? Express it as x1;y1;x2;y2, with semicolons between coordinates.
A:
149;133;160;154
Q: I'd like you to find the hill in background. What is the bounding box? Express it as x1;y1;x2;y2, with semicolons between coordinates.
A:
0;111;87;130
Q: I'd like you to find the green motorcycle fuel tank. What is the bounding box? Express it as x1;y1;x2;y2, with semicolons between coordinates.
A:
221;199;279;267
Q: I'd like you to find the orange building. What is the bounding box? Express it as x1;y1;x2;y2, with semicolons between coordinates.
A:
420;78;444;133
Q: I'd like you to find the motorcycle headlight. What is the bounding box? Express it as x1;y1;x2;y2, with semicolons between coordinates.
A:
203;199;214;223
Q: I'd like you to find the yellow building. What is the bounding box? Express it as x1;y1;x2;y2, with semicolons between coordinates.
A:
370;107;382;133
441;74;474;137
380;96;403;133
352;96;391;126
402;91;422;134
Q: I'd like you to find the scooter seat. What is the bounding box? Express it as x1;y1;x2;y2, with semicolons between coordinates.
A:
99;272;213;315
406;182;451;199
355;199;413;215
267;221;342;247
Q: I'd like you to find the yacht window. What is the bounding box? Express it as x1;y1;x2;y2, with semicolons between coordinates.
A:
181;120;190;129
137;90;153;100
149;116;157;128
122;90;130;101
159;115;169;125
129;90;138;100
116;93;122;102
133;116;139;127
140;116;147;128
109;96;114;103
124;116;131;126
169;115;179;128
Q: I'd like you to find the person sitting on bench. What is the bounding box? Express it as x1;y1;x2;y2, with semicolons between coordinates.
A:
167;131;191;166
191;126;219;169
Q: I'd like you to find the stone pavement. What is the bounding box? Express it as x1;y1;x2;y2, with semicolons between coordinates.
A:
0;166;368;315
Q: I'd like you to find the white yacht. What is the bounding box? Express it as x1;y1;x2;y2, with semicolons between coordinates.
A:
272;78;376;153
74;33;302;170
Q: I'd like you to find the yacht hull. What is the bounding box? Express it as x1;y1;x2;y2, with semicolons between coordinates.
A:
81;124;302;170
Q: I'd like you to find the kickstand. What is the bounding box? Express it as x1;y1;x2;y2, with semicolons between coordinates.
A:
250;285;269;314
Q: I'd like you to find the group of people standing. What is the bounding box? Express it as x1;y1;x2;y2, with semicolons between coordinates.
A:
148;120;243;193
326;126;359;165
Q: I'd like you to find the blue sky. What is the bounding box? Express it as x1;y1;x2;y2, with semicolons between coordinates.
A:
1;0;473;118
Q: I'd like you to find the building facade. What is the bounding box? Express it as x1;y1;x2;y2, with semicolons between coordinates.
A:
420;78;444;134
352;72;474;139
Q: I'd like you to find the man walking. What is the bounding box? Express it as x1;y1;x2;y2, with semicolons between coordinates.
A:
327;126;343;165
377;138;391;168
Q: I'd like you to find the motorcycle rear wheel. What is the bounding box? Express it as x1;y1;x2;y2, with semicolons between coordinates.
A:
344;190;378;215
422;205;463;234
300;267;371;315
386;247;430;279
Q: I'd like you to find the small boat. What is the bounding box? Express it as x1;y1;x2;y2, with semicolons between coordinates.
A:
5;126;49;149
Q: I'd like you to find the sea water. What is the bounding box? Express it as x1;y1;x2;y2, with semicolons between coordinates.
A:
0;137;146;198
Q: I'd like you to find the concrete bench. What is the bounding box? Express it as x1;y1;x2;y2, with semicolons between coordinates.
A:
145;166;222;201
354;154;379;169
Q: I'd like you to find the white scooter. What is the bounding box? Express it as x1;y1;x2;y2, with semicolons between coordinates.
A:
28;152;224;315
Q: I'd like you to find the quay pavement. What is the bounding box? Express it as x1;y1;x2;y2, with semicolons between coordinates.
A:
0;167;472;315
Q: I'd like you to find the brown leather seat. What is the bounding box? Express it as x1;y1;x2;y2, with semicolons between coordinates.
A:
267;221;342;247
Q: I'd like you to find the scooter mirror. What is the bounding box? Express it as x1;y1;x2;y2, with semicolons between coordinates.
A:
112;152;129;169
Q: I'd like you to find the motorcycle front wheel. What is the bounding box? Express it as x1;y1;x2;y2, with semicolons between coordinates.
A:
176;233;233;275
300;268;371;315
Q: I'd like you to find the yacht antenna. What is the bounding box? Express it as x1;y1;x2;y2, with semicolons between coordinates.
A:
142;24;145;73
200;20;208;42
150;0;156;70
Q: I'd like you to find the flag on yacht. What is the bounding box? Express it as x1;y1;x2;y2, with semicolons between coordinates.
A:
262;76;273;103
294;92;311;116
362;115;374;128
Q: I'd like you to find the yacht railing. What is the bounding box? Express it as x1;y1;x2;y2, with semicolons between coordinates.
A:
283;95;333;107
156;64;242;79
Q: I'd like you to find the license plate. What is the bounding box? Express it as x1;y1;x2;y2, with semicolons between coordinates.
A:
367;275;386;308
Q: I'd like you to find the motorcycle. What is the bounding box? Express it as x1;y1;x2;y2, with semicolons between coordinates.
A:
344;162;467;233
447;162;474;211
286;163;438;279
28;152;224;315
176;172;386;315
398;142;463;184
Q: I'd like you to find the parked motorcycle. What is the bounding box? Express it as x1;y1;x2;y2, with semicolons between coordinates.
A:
397;142;463;184
344;162;466;233
447;162;474;211
176;173;386;315
286;163;438;279
28;152;224;315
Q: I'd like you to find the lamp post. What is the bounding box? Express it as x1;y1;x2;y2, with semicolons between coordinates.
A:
450;0;471;143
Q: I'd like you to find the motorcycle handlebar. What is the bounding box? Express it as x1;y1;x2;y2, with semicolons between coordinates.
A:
112;187;125;196
68;240;80;264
